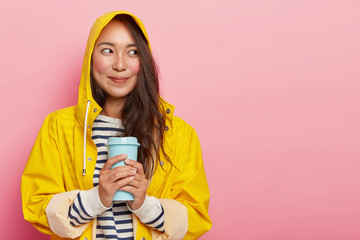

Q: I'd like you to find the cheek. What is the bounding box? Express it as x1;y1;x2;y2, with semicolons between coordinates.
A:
92;56;109;75
128;60;141;76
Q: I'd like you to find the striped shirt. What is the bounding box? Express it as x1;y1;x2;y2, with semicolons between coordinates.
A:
68;114;165;239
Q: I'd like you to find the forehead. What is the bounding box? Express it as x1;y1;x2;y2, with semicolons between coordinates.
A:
95;20;135;45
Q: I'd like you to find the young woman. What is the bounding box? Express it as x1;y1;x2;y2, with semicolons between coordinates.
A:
21;10;211;240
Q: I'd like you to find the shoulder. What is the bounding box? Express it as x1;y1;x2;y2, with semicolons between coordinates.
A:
167;115;203;171
42;106;77;131
161;98;198;140
45;106;76;122
172;116;195;134
49;106;76;119
171;115;201;152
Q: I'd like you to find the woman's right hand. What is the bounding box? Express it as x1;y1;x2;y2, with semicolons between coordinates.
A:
98;154;137;207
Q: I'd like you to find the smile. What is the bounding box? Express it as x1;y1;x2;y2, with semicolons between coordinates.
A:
109;77;129;84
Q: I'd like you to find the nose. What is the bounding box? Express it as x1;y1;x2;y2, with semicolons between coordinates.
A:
112;54;127;72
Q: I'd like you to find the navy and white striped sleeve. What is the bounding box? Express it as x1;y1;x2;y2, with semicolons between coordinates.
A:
127;195;165;233
68;187;110;227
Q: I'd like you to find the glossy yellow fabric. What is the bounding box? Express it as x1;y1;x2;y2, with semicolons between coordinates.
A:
21;10;211;240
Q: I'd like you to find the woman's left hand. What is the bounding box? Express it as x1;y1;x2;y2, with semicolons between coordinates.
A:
120;159;149;210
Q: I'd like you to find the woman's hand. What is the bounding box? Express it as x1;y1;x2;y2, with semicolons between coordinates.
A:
98;154;137;207
120;159;149;210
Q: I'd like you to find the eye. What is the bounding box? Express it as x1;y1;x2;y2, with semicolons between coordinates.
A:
129;50;138;55
101;48;113;54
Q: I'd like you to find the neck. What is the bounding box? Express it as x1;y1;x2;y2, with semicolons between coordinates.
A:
101;97;126;119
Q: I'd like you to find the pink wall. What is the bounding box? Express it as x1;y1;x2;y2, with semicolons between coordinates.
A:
1;1;359;239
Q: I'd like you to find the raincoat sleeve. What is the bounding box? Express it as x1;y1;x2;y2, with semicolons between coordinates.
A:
21;112;90;238
157;118;212;239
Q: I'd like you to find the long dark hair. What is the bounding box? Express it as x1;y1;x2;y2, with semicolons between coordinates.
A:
91;14;170;179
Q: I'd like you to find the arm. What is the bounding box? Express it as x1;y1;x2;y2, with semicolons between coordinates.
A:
21;113;94;238
128;195;165;233
68;187;109;227
120;159;165;233
21;113;64;235
163;120;212;239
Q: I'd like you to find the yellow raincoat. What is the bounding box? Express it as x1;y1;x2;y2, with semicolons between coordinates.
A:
21;10;211;240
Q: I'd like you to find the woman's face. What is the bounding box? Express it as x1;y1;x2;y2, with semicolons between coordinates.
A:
92;20;140;103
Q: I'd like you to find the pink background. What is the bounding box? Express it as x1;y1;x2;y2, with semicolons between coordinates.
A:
1;0;359;239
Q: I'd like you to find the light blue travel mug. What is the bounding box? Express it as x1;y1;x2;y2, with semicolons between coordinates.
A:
107;137;140;201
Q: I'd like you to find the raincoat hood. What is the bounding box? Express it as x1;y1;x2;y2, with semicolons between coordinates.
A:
75;11;153;175
76;10;151;128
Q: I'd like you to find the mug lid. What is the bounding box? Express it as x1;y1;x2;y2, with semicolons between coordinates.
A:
107;137;140;146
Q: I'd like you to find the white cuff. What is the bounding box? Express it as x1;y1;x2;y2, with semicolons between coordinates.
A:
79;186;111;216
127;195;162;223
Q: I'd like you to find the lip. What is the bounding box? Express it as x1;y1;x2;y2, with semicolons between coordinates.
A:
109;77;129;84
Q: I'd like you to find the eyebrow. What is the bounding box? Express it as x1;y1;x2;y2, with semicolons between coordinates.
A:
97;42;137;48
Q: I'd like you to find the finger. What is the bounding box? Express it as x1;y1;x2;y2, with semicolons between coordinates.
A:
108;166;137;183
114;176;135;189
118;184;146;198
125;174;149;190
99;165;134;186
124;178;142;189
132;174;148;185
124;159;144;174
101;164;132;176
102;154;127;171
118;185;137;193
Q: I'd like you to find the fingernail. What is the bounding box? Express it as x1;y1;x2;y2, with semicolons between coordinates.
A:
125;159;130;164
129;176;134;181
131;168;137;174
123;154;128;158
